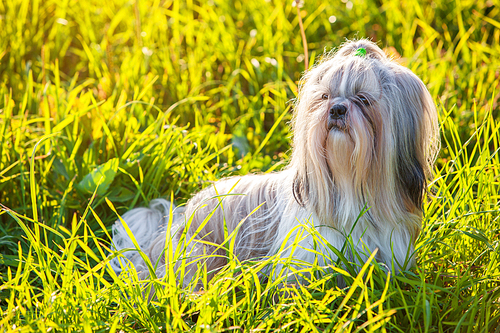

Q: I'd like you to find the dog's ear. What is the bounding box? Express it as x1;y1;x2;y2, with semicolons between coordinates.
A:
292;172;309;207
396;150;426;210
392;67;438;210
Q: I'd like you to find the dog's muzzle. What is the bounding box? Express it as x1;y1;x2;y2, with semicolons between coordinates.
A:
328;104;348;131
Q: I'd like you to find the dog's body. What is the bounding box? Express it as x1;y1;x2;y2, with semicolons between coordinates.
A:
110;39;439;287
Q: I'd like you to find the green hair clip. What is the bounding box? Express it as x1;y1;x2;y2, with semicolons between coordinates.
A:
354;48;367;57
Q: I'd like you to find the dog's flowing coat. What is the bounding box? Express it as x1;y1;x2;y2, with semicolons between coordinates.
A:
111;40;439;286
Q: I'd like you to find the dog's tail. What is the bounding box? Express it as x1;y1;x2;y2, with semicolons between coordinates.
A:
109;198;177;274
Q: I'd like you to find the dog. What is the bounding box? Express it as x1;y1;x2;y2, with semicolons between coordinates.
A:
110;39;439;288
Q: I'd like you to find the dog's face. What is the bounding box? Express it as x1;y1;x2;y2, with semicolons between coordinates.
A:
291;40;439;229
306;55;386;183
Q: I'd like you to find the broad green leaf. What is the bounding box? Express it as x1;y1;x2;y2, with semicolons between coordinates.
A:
76;158;119;196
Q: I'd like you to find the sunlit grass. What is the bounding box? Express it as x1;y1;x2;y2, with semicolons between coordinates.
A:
1;0;500;331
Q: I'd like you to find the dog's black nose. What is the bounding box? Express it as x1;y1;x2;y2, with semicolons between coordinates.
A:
330;104;347;118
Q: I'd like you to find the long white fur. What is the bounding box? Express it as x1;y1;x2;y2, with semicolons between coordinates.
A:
110;39;440;287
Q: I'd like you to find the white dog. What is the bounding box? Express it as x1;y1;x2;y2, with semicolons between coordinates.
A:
110;39;439;287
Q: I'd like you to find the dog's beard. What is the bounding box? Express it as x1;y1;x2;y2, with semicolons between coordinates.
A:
299;92;384;227
325;103;377;186
326;128;354;179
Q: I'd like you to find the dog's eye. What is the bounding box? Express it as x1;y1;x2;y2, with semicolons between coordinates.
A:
322;94;329;100
358;95;370;106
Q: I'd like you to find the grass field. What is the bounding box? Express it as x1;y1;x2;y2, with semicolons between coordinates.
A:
1;0;500;331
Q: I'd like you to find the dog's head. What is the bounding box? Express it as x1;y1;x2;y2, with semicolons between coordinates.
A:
290;39;439;228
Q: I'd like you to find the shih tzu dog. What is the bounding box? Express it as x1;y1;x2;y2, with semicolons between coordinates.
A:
110;39;439;287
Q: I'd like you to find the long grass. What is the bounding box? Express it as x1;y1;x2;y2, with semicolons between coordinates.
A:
1;0;499;331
